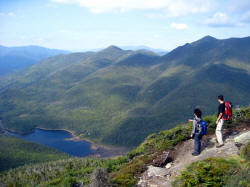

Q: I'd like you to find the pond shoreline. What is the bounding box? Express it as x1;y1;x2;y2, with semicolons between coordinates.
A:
0;121;129;158
36;127;130;158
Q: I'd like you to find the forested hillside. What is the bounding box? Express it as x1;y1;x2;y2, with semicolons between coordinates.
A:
0;36;249;147
0;134;69;172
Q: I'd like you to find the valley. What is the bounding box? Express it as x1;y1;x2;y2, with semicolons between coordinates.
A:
1;1;249;185
0;36;250;148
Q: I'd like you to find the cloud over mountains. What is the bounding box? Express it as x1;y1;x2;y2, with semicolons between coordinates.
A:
51;0;214;16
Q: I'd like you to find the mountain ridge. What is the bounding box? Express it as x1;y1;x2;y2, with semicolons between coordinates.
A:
0;45;70;76
0;36;249;147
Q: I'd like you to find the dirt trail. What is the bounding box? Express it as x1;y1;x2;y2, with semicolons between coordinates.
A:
137;127;250;187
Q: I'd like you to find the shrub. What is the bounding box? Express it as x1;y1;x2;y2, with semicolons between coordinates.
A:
240;142;250;161
172;157;240;187
224;168;250;187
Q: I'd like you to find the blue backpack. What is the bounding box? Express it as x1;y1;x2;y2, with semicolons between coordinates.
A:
200;120;207;135
196;119;207;135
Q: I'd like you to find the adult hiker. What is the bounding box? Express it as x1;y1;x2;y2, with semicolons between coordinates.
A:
189;108;203;156
216;95;225;148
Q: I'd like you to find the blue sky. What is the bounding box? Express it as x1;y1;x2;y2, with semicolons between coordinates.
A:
0;0;250;51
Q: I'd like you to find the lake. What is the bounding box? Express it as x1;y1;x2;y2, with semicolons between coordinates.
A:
8;128;94;157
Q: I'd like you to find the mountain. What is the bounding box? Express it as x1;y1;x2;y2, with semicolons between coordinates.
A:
85;45;168;56
0;45;69;76
0;36;249;147
120;45;168;56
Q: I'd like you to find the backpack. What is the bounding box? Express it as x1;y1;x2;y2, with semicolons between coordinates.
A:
196;119;207;135
201;120;207;135
223;101;232;121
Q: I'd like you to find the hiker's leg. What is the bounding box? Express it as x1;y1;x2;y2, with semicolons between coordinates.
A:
194;134;200;154
198;135;202;153
216;119;224;145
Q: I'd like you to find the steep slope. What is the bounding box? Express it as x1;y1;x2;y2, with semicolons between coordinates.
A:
138;130;250;186
0;45;69;76
111;107;250;187
145;35;250;120
0;36;250;147
0;46;141;136
0;107;248;187
0;134;69;172
103;36;250;146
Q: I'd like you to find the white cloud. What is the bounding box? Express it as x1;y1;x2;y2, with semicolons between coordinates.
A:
46;3;58;8
37;37;44;42
205;12;236;27
59;29;72;33
146;13;169;19
8;12;15;17
241;10;250;23
153;34;160;38
170;22;188;30
51;0;215;16
0;12;16;17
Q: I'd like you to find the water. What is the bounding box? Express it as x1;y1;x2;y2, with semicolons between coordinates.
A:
8;128;93;157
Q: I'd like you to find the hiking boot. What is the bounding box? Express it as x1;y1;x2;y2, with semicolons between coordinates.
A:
192;152;200;156
216;144;224;148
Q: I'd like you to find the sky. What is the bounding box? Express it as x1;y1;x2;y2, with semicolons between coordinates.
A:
0;0;250;51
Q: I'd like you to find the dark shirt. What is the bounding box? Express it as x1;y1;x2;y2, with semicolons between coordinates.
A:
217;103;225;118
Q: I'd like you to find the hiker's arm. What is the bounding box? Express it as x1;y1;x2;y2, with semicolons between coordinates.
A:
216;113;223;124
191;120;196;137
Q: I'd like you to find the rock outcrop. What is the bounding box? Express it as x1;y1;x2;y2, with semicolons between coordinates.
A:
137;129;250;187
234;131;250;146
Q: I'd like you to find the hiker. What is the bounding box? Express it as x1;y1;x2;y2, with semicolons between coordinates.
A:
189;108;203;156
216;95;225;148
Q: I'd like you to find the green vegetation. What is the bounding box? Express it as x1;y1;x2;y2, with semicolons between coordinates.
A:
0;123;192;187
0;135;69;172
110;124;192;186
110;106;250;186
171;107;250;187
0;156;128;186
0;107;249;186
172;157;249;187
240;142;250;161
172;141;250;187
0;36;250;148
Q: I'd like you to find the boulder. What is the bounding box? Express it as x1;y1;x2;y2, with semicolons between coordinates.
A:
234;131;250;147
147;165;170;177
165;163;172;169
152;151;172;167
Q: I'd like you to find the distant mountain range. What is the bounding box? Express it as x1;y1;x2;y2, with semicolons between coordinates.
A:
119;46;168;55
83;46;168;56
0;45;166;76
0;36;249;147
0;45;69;76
